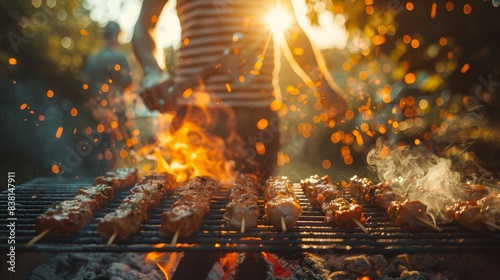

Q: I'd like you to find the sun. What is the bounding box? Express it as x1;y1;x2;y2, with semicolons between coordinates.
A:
266;8;292;34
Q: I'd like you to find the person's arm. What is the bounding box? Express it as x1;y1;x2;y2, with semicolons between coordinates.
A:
133;0;178;112
281;0;349;118
132;0;168;76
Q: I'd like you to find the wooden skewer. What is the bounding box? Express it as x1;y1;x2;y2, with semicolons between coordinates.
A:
170;229;180;246
241;216;246;233
280;215;287;232
26;229;51;247
483;221;500;230
415;216;442;232
107;231;118;245
352;218;369;234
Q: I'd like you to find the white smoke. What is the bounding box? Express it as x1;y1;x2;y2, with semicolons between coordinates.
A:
366;138;463;219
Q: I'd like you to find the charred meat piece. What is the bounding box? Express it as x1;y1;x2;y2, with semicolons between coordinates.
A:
264;176;302;230
456;183;489;201
387;200;429;230
224;174;260;230
35;200;94;236
315;183;343;208
300;175;330;198
323;198;365;228
159;176;220;238
347;175;374;200
97;203;145;240
94;167;138;190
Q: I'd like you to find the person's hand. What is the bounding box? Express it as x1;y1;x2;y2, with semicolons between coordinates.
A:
140;71;178;113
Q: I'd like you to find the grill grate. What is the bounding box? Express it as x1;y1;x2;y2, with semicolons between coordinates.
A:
1;177;499;254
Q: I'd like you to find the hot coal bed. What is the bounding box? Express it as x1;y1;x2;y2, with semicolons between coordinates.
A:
1;176;500;279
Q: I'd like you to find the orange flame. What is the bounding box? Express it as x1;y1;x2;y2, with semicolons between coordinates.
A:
136;104;236;183
145;245;180;280
221;252;238;279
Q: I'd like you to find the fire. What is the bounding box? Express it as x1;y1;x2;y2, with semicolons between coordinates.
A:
136;110;236;183
221;252;238;279
145;245;180;280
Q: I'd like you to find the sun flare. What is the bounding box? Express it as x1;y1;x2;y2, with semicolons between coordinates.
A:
266;8;292;34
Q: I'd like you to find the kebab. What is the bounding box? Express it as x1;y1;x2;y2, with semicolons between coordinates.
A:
29;168;138;245
347;176;441;231
223;174;261;233
98;172;176;244
94;167;139;190
264;176;302;232
445;190;500;231
159;176;220;245
301;175;366;232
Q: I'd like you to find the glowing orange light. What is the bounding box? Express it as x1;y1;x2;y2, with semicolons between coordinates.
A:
83;84;88;90
55;126;63;139
80;29;88;36
8;58;17;65
460;63;470;74
431;3;437;18
344;155;353;165
257;118;269;130
406;2;414;11
365;6;374;15
120;150;128;158
463;4;472;14
404;73;417;84
101;99;108;107
372;35;386;46
446;2;454;11
403;34;412;44
101;84;109;93
51;164;60;174
47;90;54;98
114;64;121;71
345;110;354;119
70;108;78;117
39;115;45;121
411;39;420;48
20;103;28;110
439;37;448;46
256;142;266;155
322;159;331;169
225;83;232;93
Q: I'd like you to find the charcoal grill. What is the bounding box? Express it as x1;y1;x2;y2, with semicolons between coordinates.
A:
1;177;500;255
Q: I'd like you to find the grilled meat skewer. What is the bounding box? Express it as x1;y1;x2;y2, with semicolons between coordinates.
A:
34;168;137;237
347;176;437;230
264;176;302;231
301;175;366;229
224;174;260;231
159;176;220;239
98;173;176;241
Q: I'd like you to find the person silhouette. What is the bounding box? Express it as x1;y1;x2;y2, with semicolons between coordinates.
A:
132;0;348;179
84;21;134;167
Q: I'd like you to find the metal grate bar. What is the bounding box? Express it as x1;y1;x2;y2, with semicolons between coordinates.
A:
0;178;499;254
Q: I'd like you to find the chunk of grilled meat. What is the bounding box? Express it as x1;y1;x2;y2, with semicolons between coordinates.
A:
264;176;302;230
97;173;176;240
159;176;220;238
224;174;260;230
